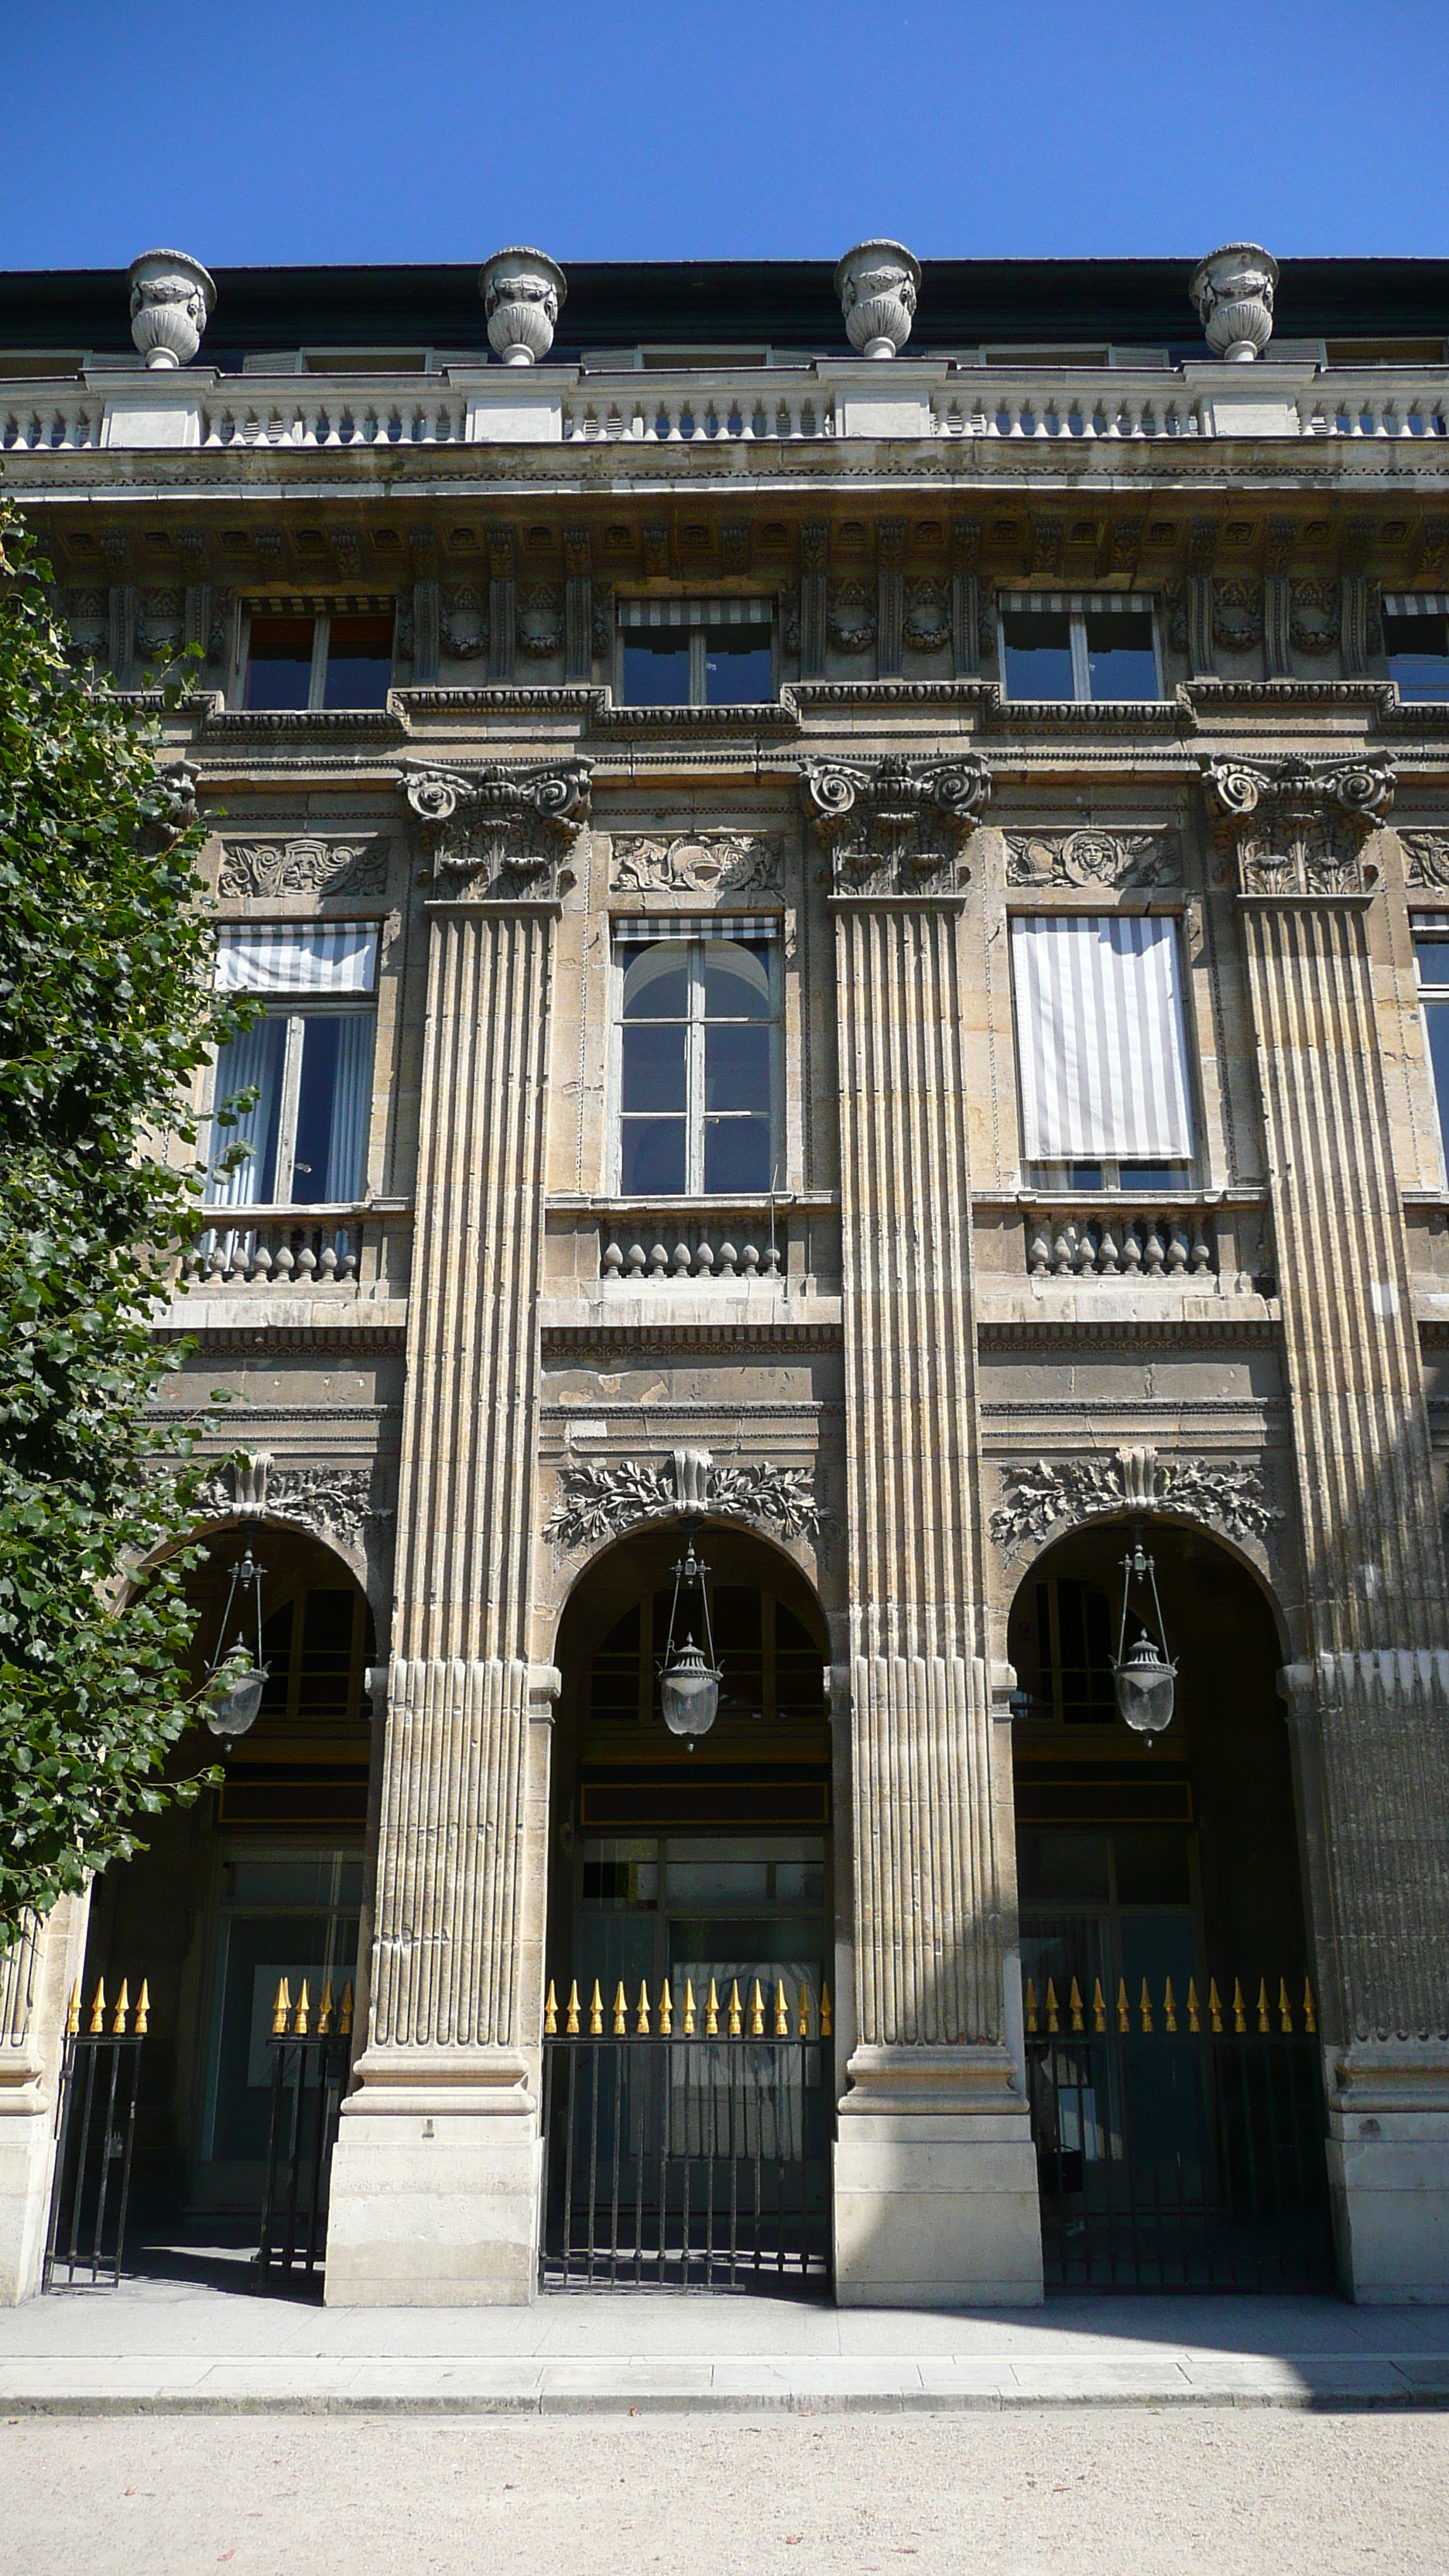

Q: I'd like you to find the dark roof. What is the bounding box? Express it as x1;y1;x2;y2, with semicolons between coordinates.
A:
2;257;1447;368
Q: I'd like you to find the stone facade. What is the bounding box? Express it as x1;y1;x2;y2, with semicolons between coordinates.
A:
5;243;1449;2303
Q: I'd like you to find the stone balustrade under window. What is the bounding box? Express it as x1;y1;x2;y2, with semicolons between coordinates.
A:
180;1204;412;1302
542;1197;842;1316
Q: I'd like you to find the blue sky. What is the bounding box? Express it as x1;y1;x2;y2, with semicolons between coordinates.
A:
9;0;1447;270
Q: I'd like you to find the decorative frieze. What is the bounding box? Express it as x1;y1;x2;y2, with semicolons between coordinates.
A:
802;752;991;899
1290;578;1341;655
1204;755;1395;899
609;831;784;900
1004;827;1182;890
545;1447;820;1550
988;1444;1281;1562
218;835;389;899
1399;831;1449;889
903;578;951;654
402;759;591;899
1212;580;1264;656
827;581;877;654
195;1451;382;1553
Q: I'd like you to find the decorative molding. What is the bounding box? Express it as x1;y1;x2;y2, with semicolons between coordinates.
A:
439;582;490;660
989;1444;1282;1561
1212;578;1264;656
402;758;591;899
1203;755;1395;900
802;752;989;899
1400;830;1449;890
1004;827;1183;890
516;583;564;659
545;1445;820;1550
218;835;390;899
194;1451;385;1553
827;579;877;654
610;831;784;900
903;577;950;653
1290;577;1340;656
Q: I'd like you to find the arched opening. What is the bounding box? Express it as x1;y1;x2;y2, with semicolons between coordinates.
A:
80;1517;376;2260
1007;1515;1333;2290
543;1517;833;2289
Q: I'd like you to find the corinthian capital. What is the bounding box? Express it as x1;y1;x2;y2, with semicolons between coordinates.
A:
1202;754;1394;901
801;752;989;898
402;758;591;899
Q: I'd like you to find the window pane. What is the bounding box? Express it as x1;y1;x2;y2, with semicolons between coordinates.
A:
705;1023;770;1114
1386;614;1449;701
621;942;690;1019
1002;611;1074;701
623;636;691;705
622;1023;686;1114
704;1116;773;1193
1084;611;1157;701
324;612;394;710
292;1013;374;1204
1416;936;1449;988
622;1117;687;1194
1069;1163;1105;1191
207;1015;286;1203
703;626;772;704
1118;1162;1184;1193
245;615;313;711
701;940;772;1018
1425;1002;1449;1156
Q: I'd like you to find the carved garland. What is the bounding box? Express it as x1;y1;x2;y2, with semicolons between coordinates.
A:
218;837;390;899
1004;828;1183;890
546;1448;820;1550
989;1445;1282;1563
194;1453;382;1553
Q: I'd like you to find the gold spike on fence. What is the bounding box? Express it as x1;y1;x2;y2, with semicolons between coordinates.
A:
1139;1979;1153;2036
1024;1978;1038;2036
775;1979;789;2038
293;1980;310;2037
1209;1978;1223;2034
543;1981;558;2036
706;1978;719;2037
1116;1978;1130;2036
565;1980;580;2036
272;1977;290;2036
340;1983;353;2038
1069;1977;1084;2035
1232;1978;1247;2035
728;1980;743;2039
684;1978;697;2036
66;1979;80;2038
317;1981;334;2036
612;1981;626;2037
110;1980;129;2036
659;1978;673;2036
1188;1979;1201;2035
88;1979;105;2036
1046;1978;1060;2035
1257;1978;1271;2035
1303;1978;1317;2035
1279;1978;1293;2035
134;1979;150;2036
748;1979;765;2039
636;1982;651;2036
589;1980;603;2037
797;1984;811;2039
1164;1978;1177;2035
1093;1978;1106;2035
820;1982;833;2040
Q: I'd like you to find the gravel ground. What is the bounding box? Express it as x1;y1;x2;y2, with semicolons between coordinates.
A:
4;2409;1448;2575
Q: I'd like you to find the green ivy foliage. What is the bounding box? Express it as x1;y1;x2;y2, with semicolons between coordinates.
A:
0;495;248;1951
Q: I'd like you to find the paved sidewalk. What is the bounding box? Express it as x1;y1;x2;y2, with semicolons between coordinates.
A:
5;2242;1449;2411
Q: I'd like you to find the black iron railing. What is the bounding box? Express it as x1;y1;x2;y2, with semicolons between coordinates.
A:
1025;1970;1334;2291
540;1974;832;2292
255;1976;354;2284
43;1978;147;2290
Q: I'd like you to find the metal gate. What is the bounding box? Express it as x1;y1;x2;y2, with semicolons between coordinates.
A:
43;1978;147;2290
1025;1968;1334;2290
540;1972;831;2290
255;1975;353;2284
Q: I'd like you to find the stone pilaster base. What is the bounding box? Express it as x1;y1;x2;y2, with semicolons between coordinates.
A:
832;2046;1043;2307
0;1895;89;2305
324;2048;540;2306
1327;2049;1449;2303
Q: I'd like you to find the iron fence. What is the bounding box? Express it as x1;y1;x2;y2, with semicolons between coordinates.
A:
1026;1970;1334;2290
255;1976;354;2284
540;1974;832;2291
43;1978;147;2290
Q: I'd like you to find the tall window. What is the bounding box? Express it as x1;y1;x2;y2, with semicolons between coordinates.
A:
1414;917;1449;1163
999;596;1161;703
615;923;779;1195
245;609;395;711
207;925;378;1209
1383;598;1449;702
1011;914;1194;1190
618;599;774;707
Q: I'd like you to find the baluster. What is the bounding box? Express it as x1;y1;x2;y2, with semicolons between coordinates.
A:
647;1241;668;1280
1142;1218;1166;1279
601;1241;625;1279
695;1241;714;1279
251;1239;272;1286
776;399;792;439
740;1242;760;1278
1121;1222;1143;1280
626;1241;648;1279
1097;1217;1120;1276
1190;1220;1212;1276
295;1242;317;1283
716;1240;738;1278
1027;1219;1050;1278
1073;1220;1098;1279
1166;1221;1190;1278
272;1243;295;1283
317;1242;339;1284
337;1235;358;1285
1052;1218;1074;1277
761;1239;783;1278
671;1239;691;1278
207;1236;228;1283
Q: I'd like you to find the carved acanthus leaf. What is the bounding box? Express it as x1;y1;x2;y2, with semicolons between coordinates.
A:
1005;828;1183;890
218;836;390;899
1203;755;1395;899
610;831;784;899
402;758;591;899
801;752;990;899
194;1451;382;1553
546;1448;820;1550
989;1445;1281;1561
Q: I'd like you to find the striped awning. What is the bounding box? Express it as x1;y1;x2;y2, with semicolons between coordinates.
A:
215;923;379;995
1011;913;1193;1160
612;914;781;943
1383;594;1449;618
998;592;1157;618
617;597;775;629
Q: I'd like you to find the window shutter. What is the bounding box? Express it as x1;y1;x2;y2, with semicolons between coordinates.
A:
1011;915;1194;1160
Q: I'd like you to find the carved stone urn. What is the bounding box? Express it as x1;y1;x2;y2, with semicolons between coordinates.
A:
478;247;567;364
127;249;216;370
1189;242;1278;363
834;238;921;359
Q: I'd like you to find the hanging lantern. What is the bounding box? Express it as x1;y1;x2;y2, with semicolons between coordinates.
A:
657;1526;722;1747
1111;1528;1177;1738
204;1543;269;1741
